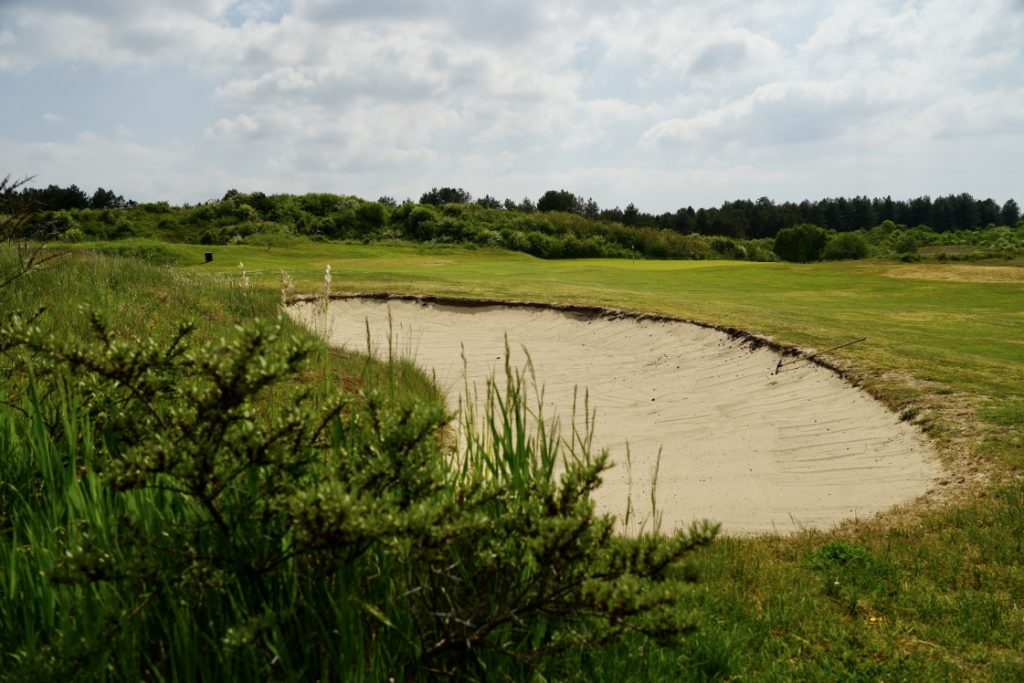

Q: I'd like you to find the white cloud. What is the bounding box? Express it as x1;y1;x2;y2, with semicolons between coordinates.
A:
207;113;261;139
42;112;64;124
216;67;318;101
1;133;201;199
1;0;1022;208
641;79;887;151
293;0;543;43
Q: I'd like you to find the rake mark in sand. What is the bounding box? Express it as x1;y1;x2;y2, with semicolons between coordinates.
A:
290;295;941;536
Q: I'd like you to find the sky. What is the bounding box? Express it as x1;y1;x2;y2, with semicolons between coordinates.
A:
1;0;1022;212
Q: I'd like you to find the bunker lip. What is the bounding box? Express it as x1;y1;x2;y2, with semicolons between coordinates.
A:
290;293;944;536
293;291;841;374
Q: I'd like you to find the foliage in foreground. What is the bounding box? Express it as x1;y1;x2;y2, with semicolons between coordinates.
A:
0;303;716;680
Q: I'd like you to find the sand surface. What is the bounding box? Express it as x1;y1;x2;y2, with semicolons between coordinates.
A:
290;297;941;536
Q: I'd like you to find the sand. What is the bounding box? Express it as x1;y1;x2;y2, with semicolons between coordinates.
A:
290;296;942;536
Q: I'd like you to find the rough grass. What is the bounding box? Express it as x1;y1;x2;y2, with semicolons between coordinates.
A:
0;248;442;446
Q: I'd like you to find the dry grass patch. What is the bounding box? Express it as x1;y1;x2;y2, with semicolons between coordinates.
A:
881;263;1024;283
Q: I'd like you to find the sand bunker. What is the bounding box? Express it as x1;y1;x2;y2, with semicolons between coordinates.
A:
290;296;941;536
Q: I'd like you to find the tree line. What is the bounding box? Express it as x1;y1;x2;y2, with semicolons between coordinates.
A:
12;182;133;211
10;181;1022;240
421;188;1021;238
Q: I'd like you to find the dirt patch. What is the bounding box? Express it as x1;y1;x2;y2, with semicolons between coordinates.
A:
881;264;1024;284
289;295;943;537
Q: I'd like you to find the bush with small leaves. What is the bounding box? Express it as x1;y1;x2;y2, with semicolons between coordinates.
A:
0;310;717;680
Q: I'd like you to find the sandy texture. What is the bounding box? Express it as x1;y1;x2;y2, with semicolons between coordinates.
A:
290;297;941;536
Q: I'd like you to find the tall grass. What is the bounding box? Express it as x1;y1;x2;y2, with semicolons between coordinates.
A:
0;248;716;680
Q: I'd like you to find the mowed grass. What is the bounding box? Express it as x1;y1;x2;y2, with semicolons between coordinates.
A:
91;240;1024;679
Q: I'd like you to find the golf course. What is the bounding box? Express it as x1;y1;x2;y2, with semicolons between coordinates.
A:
200;241;1024;678
11;237;1014;679
6;1;1024;678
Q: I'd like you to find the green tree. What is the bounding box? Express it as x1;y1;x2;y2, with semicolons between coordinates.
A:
90;187;127;209
247;191;274;215
623;203;640;226
978;198;1001;226
1001;199;1020;227
419;187;472;205
475;194;501;209
355;201;388;231
537;189;582;214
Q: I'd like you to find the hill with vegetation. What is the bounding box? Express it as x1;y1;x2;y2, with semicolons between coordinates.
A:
11;182;1024;263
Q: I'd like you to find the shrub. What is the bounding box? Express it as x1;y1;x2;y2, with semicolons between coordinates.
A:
323;209;358;238
894;233;919;255
433;216;466;241
355;201;387;230
139;201;172;213
38;209;78;238
405;205;438;240
710;237;747;260
822;232;870;260
0;312;717;680
500;227;530;252
772;224;830;262
525;230;556;257
59;227;86;243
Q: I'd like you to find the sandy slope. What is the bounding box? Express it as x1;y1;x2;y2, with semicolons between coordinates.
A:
290;297;941;536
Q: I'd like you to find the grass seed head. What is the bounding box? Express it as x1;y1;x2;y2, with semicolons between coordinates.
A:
280;270;294;308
